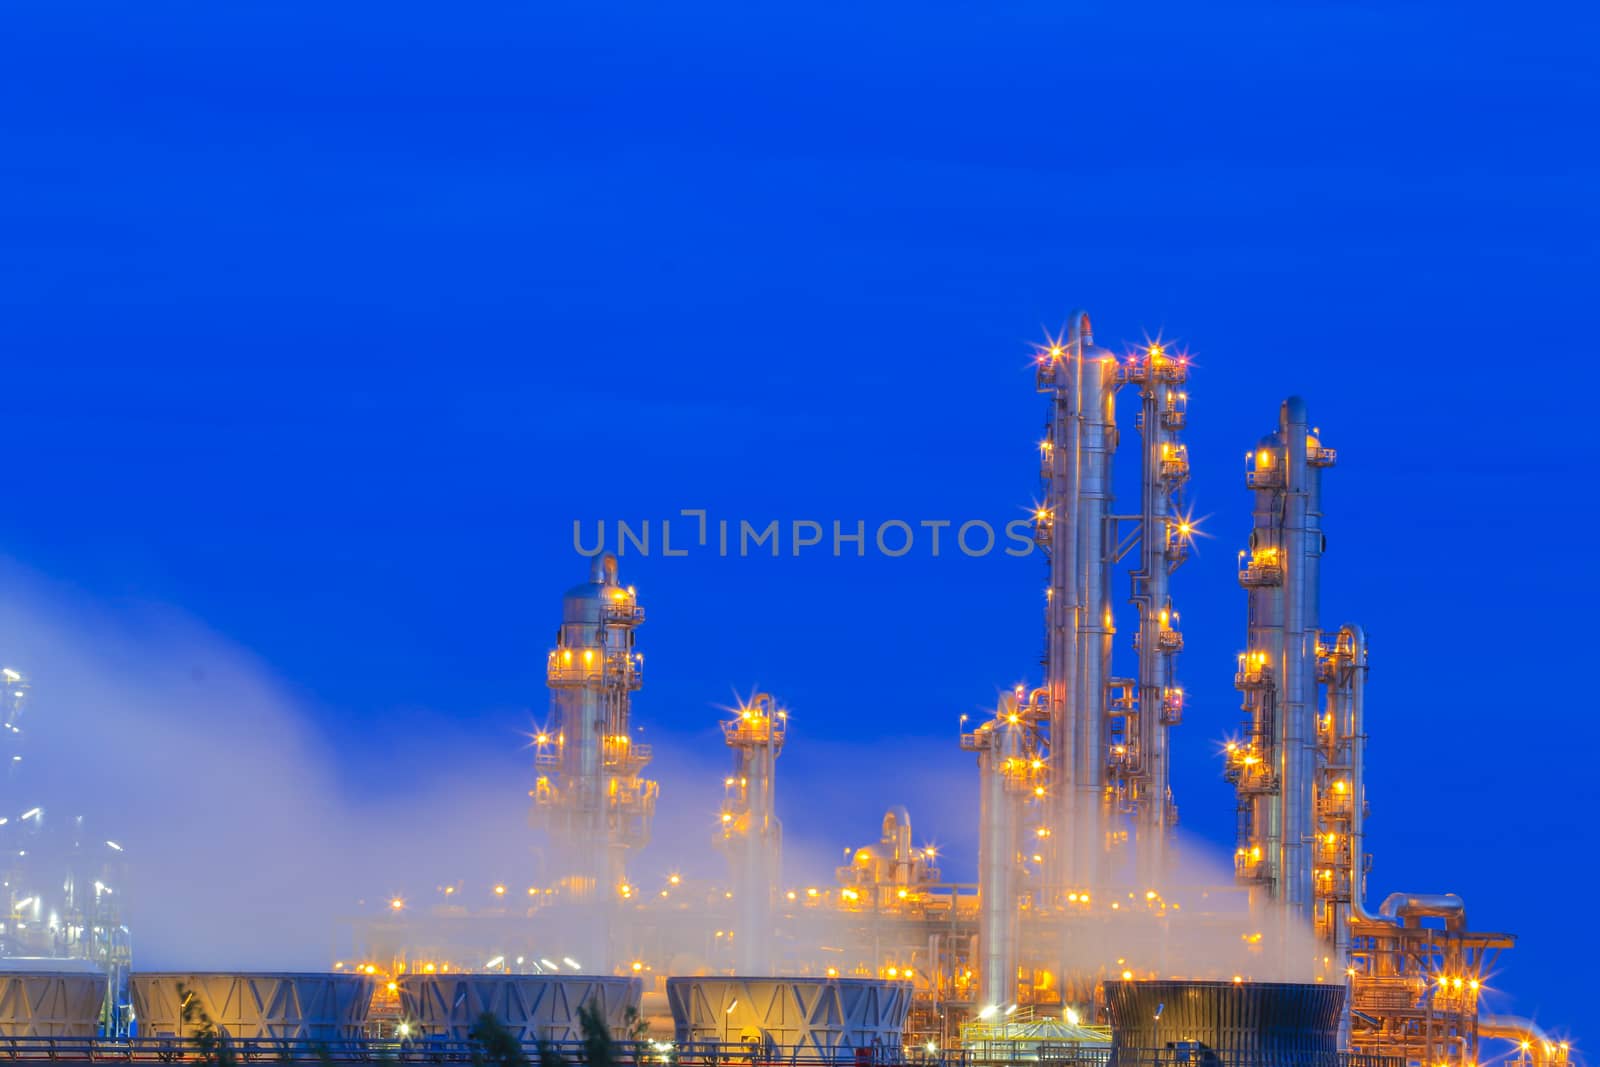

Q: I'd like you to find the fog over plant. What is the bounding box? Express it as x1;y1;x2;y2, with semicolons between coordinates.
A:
2;558;1317;985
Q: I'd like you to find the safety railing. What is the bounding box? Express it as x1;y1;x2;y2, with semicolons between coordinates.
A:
1237;562;1282;587
0;1041;1406;1067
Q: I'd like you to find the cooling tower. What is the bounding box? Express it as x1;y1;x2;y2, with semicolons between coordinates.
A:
130;973;376;1042
0;971;106;1037
397;974;642;1043
1103;980;1342;1064
666;977;912;1061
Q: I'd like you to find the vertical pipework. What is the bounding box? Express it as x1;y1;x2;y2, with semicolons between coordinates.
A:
716;694;788;975
1037;313;1087;895
1281;397;1313;917
1074;340;1115;888
536;553;653;971
967;694;1028;1009
1321;623;1367;1051
1128;342;1188;886
1227;402;1336;930
1341;624;1373;923
1230;425;1287;907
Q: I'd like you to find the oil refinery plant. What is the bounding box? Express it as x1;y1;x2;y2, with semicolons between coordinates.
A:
0;311;1576;1066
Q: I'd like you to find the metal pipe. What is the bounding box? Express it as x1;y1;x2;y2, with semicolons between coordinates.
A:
1129;343;1185;887
1246;432;1286;906
1342;625;1382;926
974;696;1024;1009
1480;1015;1560;1067
1075;337;1115;889
538;553;651;971
1378;892;1467;933
716;694;785;974
1041;313;1086;895
1281;397;1313;918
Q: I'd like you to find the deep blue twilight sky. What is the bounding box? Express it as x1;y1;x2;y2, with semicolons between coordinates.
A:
1;0;1596;1034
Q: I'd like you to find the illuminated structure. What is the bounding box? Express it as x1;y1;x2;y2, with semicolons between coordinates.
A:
531;554;657;969
666;976;913;1060
1032;313;1191;895
398;973;641;1042
950;312;1197;1012
1224;400;1566;1064
347;321;1572;1062
960;690;1042;1009
715;693;787;975
0;970;106;1037
1103;980;1343;1059
1227;398;1335;919
131;973;376;1042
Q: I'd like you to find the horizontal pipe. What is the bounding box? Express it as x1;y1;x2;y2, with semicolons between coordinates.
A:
1480;1013;1551;1043
1377;891;1466;933
1480;1014;1565;1067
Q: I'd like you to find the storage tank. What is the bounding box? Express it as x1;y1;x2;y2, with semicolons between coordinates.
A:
666;977;912;1061
130;973;376;1042
397;974;642;1043
1102;980;1342;1064
0;970;106;1037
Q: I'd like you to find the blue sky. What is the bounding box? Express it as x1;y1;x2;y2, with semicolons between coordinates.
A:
2;0;1596;1033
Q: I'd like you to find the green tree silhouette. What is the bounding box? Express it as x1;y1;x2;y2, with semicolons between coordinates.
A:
176;983;237;1067
468;1012;531;1067
577;1003;615;1067
537;1038;568;1067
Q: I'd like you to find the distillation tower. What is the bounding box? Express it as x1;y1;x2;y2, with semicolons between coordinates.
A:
958;312;1195;1008
960;689;1042;1009
1030;312;1192;894
1223;399;1562;1066
531;553;658;969
1227;397;1335;920
714;693;787;974
1115;339;1190;885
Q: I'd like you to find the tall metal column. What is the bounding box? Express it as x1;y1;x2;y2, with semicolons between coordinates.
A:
534;553;657;970
1074;341;1116;889
1125;342;1190;886
1227;400;1335;927
1037;317;1083;896
716;693;788;975
962;691;1043;1010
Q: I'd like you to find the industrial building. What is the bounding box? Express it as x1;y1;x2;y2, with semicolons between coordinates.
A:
1;311;1576;1064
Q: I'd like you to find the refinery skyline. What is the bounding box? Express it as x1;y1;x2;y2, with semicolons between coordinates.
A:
1;0;1595;1051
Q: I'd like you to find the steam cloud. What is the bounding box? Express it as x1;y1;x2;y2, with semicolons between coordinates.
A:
1;558;1321;990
